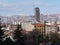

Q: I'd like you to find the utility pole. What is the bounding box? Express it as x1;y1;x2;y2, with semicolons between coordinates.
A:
54;21;57;32
44;20;46;38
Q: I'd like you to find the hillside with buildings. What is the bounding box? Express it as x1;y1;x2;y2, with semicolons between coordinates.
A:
0;14;60;24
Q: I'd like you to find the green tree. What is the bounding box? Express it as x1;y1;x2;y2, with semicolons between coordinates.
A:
49;32;60;45
32;29;42;45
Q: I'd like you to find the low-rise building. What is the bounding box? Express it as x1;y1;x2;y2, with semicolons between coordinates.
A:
45;24;56;34
32;23;45;36
21;23;34;32
32;23;57;36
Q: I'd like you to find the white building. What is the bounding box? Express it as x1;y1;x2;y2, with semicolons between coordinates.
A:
21;23;34;31
45;23;56;34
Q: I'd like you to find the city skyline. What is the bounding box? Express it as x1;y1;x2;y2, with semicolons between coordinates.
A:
0;0;60;16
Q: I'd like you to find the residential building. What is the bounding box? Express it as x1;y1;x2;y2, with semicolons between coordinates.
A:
32;23;45;36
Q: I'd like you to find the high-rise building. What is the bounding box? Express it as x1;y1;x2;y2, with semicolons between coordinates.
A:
35;7;40;22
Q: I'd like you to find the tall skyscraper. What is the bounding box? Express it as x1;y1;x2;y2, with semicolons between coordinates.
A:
35;7;40;22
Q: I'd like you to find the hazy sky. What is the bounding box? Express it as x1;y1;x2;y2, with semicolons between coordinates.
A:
0;0;60;16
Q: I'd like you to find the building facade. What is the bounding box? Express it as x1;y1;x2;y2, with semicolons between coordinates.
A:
32;23;45;36
35;7;40;22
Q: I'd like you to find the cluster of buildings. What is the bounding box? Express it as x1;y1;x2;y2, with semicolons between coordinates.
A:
0;7;60;36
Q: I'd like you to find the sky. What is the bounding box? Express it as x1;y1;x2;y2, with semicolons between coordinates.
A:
0;0;60;16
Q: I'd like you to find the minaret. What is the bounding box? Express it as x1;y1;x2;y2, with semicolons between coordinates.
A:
35;7;40;22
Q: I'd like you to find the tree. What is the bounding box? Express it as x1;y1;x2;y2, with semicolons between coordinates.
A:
32;29;41;45
0;18;4;45
0;18;4;39
14;24;26;45
49;32;60;45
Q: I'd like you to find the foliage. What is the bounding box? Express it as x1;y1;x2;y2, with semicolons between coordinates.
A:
48;32;60;45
